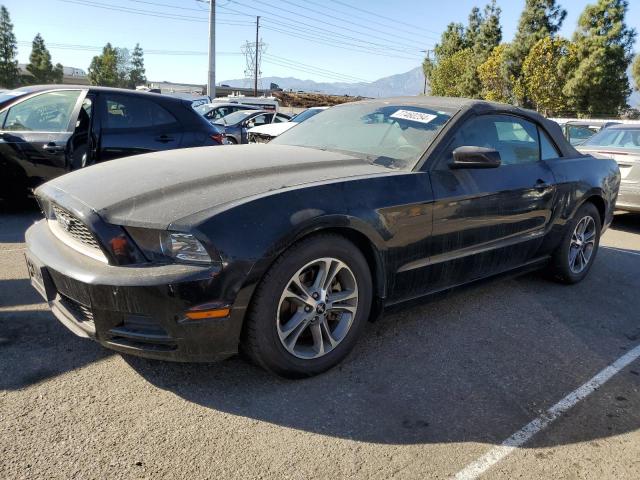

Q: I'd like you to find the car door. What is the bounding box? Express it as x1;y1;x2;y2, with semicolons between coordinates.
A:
0;89;85;189
96;93;184;162
426;113;557;291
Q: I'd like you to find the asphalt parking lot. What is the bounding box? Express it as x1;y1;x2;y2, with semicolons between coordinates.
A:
1;202;640;479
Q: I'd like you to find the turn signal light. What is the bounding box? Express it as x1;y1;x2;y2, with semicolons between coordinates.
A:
184;307;230;320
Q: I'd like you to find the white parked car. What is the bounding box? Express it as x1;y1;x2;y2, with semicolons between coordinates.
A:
248;107;329;143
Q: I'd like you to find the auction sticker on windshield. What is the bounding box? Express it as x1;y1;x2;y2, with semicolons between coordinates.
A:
390;109;437;124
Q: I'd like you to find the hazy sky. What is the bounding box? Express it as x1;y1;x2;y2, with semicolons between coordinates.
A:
5;0;640;85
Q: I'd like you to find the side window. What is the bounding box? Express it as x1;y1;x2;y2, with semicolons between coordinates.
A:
539;129;560;160
252;114;270;126
3;90;81;132
104;95;177;129
442;114;541;167
274;114;289;123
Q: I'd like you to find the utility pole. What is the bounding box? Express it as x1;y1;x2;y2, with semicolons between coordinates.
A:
421;49;432;95
207;0;216;99
254;16;260;96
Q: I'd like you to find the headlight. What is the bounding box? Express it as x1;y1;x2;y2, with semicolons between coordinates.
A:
161;232;211;264
126;227;214;264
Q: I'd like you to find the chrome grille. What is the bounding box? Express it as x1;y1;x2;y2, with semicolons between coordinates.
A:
52;205;101;250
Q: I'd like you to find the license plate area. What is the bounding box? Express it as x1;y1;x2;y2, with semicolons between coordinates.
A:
25;253;54;301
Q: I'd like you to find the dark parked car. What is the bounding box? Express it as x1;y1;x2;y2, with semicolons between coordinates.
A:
0;85;224;200
214;109;291;144
25;97;620;377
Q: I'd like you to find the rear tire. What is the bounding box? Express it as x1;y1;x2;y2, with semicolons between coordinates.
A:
549;202;601;284
243;234;372;378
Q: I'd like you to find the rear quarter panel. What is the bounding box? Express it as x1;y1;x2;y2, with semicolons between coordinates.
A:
540;154;620;255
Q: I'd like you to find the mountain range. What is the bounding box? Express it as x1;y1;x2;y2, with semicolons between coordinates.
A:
222;66;639;108
221;66;426;98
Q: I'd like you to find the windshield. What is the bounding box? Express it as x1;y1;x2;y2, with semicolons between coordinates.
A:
214;110;257;126
195;104;212;115
292;108;325;123
582;127;640;150
272;102;453;168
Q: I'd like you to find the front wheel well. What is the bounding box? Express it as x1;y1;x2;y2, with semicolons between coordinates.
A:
296;227;385;305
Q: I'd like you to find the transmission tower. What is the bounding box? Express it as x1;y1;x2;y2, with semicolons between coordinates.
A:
241;39;267;93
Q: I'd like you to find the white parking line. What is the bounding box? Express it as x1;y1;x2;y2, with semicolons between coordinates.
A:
453;343;640;480
602;246;640;256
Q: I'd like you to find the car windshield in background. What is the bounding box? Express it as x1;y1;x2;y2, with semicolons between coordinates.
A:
291;108;324;123
195;104;211;115
271;103;453;168
214;110;256;125
582;127;640;150
0;88;30;107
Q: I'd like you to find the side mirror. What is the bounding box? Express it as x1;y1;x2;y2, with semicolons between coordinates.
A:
451;146;501;169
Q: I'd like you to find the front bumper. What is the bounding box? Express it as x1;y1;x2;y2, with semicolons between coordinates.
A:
616;184;640;213
25;219;245;362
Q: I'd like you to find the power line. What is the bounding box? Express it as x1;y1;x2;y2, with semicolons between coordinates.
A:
227;0;422;55
17;40;243;56
262;53;369;83
58;0;254;24
275;0;438;46
327;0;436;35
259;23;420;61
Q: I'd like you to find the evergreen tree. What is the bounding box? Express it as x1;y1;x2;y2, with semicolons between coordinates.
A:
0;5;19;88
128;43;146;88
465;7;483;48
115;47;131;86
26;34;63;84
478;44;511;102
564;0;636;116
462;0;502;98
434;22;468;61
522;37;575;116
631;53;640;91
507;0;567;105
426;1;501;99
87;43;119;87
429;48;475;97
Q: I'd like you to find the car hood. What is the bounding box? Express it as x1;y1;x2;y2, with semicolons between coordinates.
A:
248;122;296;137
37;144;391;229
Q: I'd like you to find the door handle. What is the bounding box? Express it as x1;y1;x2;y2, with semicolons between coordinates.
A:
154;135;175;143
534;179;551;191
43;142;65;154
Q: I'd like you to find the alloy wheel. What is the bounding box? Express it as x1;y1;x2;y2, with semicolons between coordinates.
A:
276;257;359;359
568;215;596;274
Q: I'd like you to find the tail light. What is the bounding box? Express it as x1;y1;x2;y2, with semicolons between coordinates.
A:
211;132;225;144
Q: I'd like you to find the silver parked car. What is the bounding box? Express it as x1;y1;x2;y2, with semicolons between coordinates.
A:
576;124;640;212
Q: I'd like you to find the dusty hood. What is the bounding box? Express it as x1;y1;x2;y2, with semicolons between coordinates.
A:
37;144;390;229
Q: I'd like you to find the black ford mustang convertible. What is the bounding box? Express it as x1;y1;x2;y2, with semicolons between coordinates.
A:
25;97;620;377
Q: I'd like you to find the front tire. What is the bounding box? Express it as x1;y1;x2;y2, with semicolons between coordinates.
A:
550;202;601;284
243;234;372;378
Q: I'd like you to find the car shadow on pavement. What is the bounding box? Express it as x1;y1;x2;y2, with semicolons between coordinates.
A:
126;246;640;447
0;307;112;391
611;212;640;234
0;200;40;243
